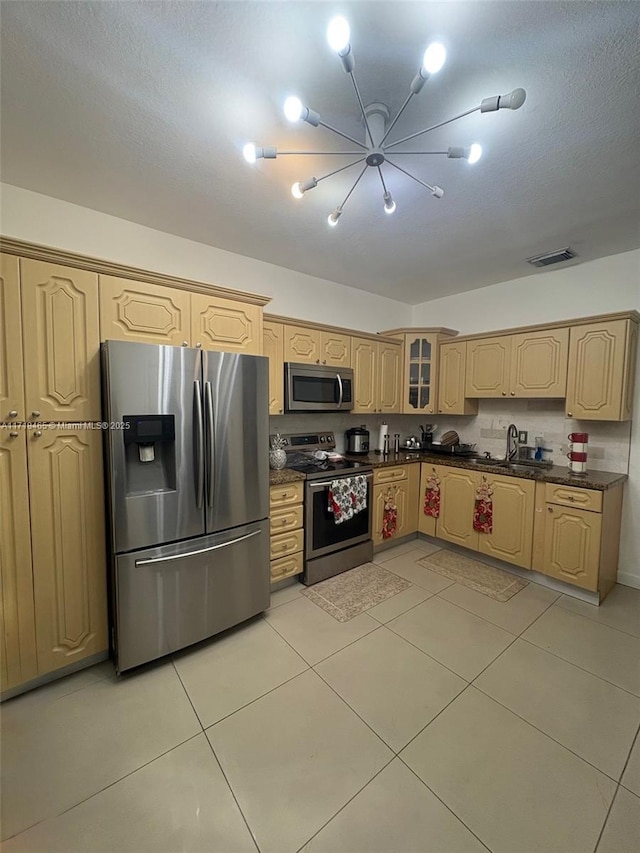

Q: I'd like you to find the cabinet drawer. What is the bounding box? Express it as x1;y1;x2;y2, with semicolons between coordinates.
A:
270;551;303;583
270;528;304;561
270;482;304;509
374;465;410;484
270;505;303;534
545;484;602;513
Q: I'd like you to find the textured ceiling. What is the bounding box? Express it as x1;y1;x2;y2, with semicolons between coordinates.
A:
1;1;639;304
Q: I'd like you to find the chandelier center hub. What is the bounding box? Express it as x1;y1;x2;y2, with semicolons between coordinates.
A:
366;149;386;167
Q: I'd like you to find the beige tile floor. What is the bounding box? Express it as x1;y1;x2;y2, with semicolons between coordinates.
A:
2;541;639;852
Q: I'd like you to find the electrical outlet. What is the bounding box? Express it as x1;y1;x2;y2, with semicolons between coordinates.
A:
518;430;528;444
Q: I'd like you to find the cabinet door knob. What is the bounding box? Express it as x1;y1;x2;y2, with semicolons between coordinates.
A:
9;410;18;418
510;391;515;396
547;506;553;512
323;359;327;365
32;411;41;417
9;431;19;438
195;342;202;348
315;359;320;364
182;341;188;347
34;430;43;438
279;408;283;414
567;412;573;417
501;392;506;396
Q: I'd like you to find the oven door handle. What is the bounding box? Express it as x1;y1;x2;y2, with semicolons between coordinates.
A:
308;472;373;489
336;373;343;408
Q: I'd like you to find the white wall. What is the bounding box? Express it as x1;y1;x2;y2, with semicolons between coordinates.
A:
412;251;640;588
412;249;640;334
0;183;411;333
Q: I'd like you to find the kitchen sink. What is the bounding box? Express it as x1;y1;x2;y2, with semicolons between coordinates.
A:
469;457;553;473
468;457;509;467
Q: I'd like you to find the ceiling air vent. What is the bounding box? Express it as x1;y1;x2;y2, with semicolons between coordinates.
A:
526;247;577;268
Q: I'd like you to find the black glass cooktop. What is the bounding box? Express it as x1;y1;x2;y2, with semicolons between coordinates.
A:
285;454;372;480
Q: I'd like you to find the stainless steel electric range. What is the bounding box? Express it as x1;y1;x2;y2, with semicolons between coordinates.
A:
270;431;373;585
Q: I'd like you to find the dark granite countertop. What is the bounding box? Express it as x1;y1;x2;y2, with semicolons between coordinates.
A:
268;468;306;486
344;452;627;491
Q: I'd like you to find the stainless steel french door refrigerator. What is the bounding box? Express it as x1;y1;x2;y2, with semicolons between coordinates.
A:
102;340;270;672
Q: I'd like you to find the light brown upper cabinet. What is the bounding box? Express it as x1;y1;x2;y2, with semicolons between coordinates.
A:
28;426;108;674
509;328;569;398
466;329;569;400
0;429;38;692
284;325;322;364
437;341;478;415
566;319;638;420
321;331;351;368
351;337;401;414
476;473;535;569
100;275;191;346
283;325;350;366
21;259;101;422
191;293;262;354
352;337;377;413
263;320;284;415
465;335;511;397
380;329;458;415
0;253;25;422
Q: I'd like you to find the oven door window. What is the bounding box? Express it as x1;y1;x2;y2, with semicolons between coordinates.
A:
292;375;337;405
310;483;370;554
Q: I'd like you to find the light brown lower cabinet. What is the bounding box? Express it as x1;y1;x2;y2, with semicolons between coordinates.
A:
269;483;304;583
435;466;480;550
372;465;419;547
413;462;621;600
477;474;535;569
1;426;108;694
0;431;38;691
533;481;622;597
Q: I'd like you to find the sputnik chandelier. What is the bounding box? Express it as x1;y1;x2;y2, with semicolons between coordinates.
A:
243;16;526;226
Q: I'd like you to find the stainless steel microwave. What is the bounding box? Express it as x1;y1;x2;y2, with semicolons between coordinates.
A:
284;363;354;412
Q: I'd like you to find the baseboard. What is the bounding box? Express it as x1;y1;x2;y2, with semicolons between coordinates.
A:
616;571;640;590
1;650;110;703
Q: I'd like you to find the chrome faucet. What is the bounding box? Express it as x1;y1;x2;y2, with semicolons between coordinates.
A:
506;424;519;461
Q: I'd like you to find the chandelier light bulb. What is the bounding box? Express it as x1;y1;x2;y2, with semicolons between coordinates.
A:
242;143;257;164
283;96;303;122
468;143;482;164
328;209;342;226
422;42;446;74
327;16;350;53
291;182;304;199
383;191;396;214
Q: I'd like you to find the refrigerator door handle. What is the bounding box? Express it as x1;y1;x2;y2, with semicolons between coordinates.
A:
134;528;262;566
194;380;204;509
205;380;215;508
336;373;343;408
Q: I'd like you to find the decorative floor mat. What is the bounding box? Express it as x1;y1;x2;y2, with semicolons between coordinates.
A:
417;550;528;602
302;563;411;622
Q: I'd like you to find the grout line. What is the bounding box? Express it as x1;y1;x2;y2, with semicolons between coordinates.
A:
518;635;640;700
294;754;397;853
383;619;477;683
2;731;204;843
552;595;640;641
593;783;620;853
171;660;206;732
617;722;640;793
391;681;472;756
203;734;262;853
472;680;627;786
202;668;310;730
312;662;401;754
397;753;493;853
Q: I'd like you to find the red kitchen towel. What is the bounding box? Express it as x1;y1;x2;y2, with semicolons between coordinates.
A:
423;469;441;518
328;476;368;524
473;477;493;533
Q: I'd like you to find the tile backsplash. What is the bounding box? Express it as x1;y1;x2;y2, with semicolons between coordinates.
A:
270;400;632;474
